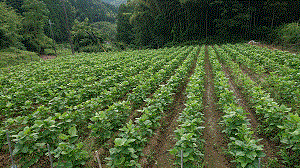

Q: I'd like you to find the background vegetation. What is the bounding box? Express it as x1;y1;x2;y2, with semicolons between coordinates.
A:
116;0;300;48
0;0;299;58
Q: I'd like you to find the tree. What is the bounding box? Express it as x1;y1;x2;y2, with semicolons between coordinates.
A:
116;3;134;45
0;1;23;49
91;21;117;42
21;0;52;54
43;0;75;43
71;18;105;52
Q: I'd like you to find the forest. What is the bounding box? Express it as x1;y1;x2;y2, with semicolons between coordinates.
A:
0;0;300;54
116;0;300;48
0;0;118;54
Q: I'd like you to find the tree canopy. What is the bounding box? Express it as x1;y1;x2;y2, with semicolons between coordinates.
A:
116;0;300;48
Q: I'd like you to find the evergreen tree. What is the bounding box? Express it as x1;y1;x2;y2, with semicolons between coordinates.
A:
43;0;75;43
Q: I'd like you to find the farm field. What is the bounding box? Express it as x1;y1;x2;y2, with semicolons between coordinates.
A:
0;44;300;168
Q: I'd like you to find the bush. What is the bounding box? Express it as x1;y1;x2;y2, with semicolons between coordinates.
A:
277;22;300;45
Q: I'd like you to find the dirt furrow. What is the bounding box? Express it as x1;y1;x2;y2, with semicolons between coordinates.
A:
215;50;281;166
203;46;230;168
140;51;199;168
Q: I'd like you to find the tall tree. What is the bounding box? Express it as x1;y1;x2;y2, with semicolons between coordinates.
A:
43;0;75;43
116;3;134;44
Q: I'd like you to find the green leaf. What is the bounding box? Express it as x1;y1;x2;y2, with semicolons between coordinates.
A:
68;126;77;137
115;138;126;146
236;151;245;156
246;151;257;161
21;146;29;153
59;134;69;140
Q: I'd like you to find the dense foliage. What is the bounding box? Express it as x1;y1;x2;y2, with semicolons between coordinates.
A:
71;19;104;53
0;1;23;49
116;0;300;48
0;46;192;167
216;44;300;167
0;0;118;54
276;22;300;47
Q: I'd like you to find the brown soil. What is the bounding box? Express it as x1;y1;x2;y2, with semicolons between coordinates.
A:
40;55;56;61
139;52;199;168
0;149;10;168
251;43;297;54
203;46;231;168
216;50;282;167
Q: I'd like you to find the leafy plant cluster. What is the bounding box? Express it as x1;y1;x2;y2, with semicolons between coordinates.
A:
210;47;265;168
1;106;89;167
0;47;189;167
170;46;205;167
215;46;300;167
228;44;300;114
108;46;200;167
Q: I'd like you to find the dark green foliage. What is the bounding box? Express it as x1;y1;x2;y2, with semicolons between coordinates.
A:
92;21;117;42
116;0;300;48
0;1;23;49
21;0;53;54
277;22;300;45
116;4;134;45
69;0;117;23
43;0;75;43
71;18;104;52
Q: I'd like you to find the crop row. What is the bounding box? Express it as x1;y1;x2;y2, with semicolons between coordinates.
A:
229;44;300;86
170;46;205;167
210;47;265;168
215;46;300;167
222;44;300;114
240;44;300;70
107;46;200;167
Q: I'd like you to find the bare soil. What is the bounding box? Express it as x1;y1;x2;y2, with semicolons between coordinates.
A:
203;46;231;168
215;50;282;167
139;52;199;168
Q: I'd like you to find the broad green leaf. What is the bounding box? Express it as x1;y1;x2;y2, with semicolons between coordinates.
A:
68;126;77;137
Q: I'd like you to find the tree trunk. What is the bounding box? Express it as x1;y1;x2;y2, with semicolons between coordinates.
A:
271;8;275;28
205;5;208;40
